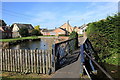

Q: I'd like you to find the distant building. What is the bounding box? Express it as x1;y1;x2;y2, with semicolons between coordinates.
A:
79;24;88;34
41;29;54;35
0;19;12;39
41;21;75;36
73;26;81;34
11;23;34;37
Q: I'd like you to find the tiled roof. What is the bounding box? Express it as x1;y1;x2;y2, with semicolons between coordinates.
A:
0;19;7;26
12;23;34;30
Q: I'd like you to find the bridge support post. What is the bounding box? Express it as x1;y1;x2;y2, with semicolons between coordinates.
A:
89;56;97;74
80;44;85;76
51;44;56;73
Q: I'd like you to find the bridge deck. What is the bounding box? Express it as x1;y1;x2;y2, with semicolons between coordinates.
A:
52;49;81;78
52;37;87;79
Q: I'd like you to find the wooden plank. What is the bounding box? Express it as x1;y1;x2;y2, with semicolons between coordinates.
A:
8;49;10;71
18;49;20;72
31;50;34;73
42;50;45;74
48;52;51;69
28;50;31;73
36;50;39;74
23;49;25;73
13;50;15;71
11;49;13;71
9;49;11;71
0;49;3;71
39;50;42;73
33;50;36;73
14;49;17;72
1;49;4;71
46;51;48;74
20;49;22;72
25;50;28;73
5;49;7;71
4;49;6;71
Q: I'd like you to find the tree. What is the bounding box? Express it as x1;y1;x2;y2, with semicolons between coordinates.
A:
86;13;119;64
18;27;29;37
34;25;40;31
31;29;43;36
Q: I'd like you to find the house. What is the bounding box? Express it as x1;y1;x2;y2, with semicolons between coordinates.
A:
0;20;12;39
41;29;54;35
11;23;34;37
59;22;74;33
50;28;68;36
79;24;88;34
73;26;81;34
41;21;82;36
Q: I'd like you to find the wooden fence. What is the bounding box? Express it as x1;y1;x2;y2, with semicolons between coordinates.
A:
0;49;52;74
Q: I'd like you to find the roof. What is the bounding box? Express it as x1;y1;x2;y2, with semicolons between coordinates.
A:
0;19;7;26
12;23;34;30
0;26;12;32
79;24;88;29
59;23;73;33
41;29;54;32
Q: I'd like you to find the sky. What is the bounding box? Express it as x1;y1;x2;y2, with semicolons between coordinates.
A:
0;2;118;29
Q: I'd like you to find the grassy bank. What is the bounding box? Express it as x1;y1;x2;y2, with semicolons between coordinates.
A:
0;72;51;80
0;36;39;42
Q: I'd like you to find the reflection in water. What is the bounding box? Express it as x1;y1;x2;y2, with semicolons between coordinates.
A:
9;40;48;50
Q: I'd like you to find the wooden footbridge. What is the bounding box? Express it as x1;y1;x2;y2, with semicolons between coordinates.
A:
0;37;114;80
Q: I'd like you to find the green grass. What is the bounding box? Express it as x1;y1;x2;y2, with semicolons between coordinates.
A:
0;72;51;80
0;36;39;42
78;34;83;37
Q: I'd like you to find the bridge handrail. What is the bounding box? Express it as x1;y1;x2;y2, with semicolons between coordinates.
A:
52;37;78;72
81;38;114;80
84;51;114;80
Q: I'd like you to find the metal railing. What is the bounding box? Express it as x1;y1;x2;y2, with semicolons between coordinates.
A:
80;38;114;80
52;37;78;72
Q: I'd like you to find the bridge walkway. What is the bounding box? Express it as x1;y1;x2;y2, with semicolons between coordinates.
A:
52;37;87;79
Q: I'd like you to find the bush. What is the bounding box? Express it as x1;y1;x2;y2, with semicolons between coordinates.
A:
86;13;119;65
18;27;29;37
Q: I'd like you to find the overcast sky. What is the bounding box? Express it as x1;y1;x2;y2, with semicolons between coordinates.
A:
1;2;118;29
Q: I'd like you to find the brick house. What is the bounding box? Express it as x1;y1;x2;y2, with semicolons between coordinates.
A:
11;23;34;37
0;20;12;39
41;21;74;36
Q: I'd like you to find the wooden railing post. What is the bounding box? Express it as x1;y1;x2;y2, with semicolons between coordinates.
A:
80;44;85;76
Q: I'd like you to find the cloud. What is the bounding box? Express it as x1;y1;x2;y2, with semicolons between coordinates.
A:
62;2;118;26
25;2;118;28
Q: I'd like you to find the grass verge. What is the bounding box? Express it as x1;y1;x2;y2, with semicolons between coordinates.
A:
0;36;39;42
0;72;51;80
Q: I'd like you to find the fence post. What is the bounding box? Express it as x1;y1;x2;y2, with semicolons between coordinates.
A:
80;44;85;76
52;44;56;73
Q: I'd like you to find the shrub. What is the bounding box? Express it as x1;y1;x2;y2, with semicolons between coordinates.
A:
31;29;42;36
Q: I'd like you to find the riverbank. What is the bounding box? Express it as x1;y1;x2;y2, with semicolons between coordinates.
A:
0;36;41;48
0;36;39;42
1;72;51;80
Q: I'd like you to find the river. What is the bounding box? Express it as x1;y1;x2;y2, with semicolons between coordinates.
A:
8;39;52;50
